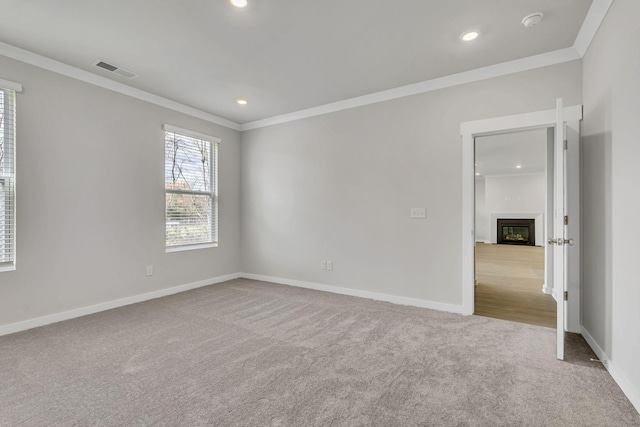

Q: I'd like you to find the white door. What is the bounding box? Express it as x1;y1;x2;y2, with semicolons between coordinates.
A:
552;98;569;360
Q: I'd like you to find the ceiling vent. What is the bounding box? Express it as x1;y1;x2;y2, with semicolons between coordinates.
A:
94;60;137;79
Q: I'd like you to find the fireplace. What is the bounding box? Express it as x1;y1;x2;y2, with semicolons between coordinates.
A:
497;218;535;246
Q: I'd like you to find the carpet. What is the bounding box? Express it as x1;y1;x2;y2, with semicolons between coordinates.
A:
1;278;638;426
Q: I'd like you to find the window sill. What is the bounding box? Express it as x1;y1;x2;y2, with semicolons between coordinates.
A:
166;243;218;253
0;264;16;273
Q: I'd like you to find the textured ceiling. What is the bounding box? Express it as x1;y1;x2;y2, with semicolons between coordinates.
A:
0;0;592;124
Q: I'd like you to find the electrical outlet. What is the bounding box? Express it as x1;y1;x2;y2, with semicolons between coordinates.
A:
321;261;327;270
146;265;153;276
410;208;426;219
327;260;333;271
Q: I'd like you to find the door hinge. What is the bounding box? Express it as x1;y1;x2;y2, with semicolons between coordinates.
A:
564;291;568;301
563;140;568;150
564;215;569;225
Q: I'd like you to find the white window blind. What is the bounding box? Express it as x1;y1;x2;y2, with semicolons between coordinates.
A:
164;125;219;249
0;88;16;270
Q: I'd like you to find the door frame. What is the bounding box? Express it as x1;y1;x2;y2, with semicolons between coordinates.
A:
459;105;582;333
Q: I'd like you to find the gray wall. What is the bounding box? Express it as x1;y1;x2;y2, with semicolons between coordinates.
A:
0;56;241;327
582;0;640;402
241;61;582;307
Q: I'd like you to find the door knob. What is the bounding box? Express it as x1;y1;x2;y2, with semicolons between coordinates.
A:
548;238;575;246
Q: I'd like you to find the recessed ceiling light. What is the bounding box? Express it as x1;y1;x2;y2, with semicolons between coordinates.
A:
237;98;248;105
516;164;522;169
230;0;248;8
475;172;481;176
461;31;480;42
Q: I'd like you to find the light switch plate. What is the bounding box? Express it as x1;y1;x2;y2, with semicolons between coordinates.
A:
410;208;426;219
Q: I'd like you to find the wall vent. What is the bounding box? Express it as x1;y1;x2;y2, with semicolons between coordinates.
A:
94;60;137;79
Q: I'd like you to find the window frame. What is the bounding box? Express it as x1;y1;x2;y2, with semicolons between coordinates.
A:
0;85;17;272
163;124;220;252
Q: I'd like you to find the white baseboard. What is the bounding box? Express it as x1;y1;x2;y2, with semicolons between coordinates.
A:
608;360;640;414
240;273;466;314
0;273;241;337
5;271;636;413
582;326;640;414
542;283;553;295
581;326;608;366
0;272;466;338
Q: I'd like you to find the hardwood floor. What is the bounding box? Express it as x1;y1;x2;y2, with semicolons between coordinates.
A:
474;242;556;328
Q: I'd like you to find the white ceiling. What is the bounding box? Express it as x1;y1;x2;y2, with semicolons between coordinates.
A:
475;128;548;177
0;0;592;125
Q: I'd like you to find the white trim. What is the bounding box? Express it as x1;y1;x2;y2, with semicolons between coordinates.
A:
581;326;609;367
541;283;553;295
0;41;241;131
239;0;606;131
241;48;581;131
460;105;583;316
460;105;583;136
0;0;608;133
581;326;640;414
573;0;614;57
0;270;466;338
607;360;640;414
166;243;218;253
462;130;476;315
163;124;222;144
0;78;22;93
0;264;16;273
240;273;466;315
0;273;241;337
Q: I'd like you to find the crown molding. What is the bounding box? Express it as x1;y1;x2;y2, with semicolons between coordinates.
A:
0;0;610;133
240;0;609;131
0;41;241;131
573;0;614;57
240;47;581;131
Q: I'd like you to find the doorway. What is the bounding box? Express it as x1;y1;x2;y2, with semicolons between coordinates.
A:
473;128;555;328
460;101;582;360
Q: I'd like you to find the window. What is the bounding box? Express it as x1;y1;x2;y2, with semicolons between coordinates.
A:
164;125;219;250
0;87;16;271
